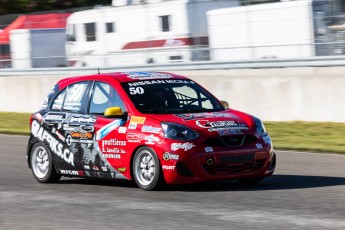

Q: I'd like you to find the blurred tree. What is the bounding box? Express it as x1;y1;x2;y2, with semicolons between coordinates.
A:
0;0;112;15
241;0;280;5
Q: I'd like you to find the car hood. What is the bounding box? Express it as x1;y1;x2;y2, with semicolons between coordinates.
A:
146;109;255;133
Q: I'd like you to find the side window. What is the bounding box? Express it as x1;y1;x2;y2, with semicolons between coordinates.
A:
85;22;96;42
106;22;115;33
159;15;171;32
52;89;66;110
67;23;76;41
89;82;126;114
63;82;88;112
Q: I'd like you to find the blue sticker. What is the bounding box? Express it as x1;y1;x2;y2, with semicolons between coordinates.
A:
96;119;123;141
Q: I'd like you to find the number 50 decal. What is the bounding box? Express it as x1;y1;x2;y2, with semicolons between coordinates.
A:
129;87;144;95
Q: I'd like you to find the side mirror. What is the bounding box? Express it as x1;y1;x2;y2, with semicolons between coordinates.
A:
220;100;229;109
104;107;127;119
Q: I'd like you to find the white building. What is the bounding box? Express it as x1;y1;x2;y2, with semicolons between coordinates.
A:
66;0;239;67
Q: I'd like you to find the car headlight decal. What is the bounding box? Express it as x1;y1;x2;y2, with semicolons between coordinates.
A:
161;122;199;141
253;117;267;136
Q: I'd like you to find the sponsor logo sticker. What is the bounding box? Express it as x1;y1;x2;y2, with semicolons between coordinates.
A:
196;120;248;132
175;112;239;120
60;170;79;176
128;123;137;129
128;79;193;87
102;138;126;147
118;167;126;172
126;133;144;143
43;112;66;123
130;116;146;124
71;131;93;139
54;130;66;142
162;165;176;171
256;143;263;149
126;71;172;80
144;134;159;144
205;147;213;153
218;129;243;136
163;152;179;161
171;142;195;151
103;153;121;159
118;127;127;134
141;125;161;134
96;119;122;140
69;115;96;123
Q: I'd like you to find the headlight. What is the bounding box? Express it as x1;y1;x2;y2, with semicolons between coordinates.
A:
253;117;267;136
161;122;199;141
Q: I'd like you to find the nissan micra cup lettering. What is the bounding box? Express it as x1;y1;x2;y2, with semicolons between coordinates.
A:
27;71;276;191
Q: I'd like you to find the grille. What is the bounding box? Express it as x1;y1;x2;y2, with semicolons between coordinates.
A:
202;159;265;176
203;134;257;147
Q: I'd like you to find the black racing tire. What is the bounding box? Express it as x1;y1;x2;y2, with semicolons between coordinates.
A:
132;147;165;191
30;142;61;183
238;177;265;185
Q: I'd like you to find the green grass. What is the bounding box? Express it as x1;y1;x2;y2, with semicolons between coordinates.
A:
265;122;345;154
0;112;31;135
0;112;344;154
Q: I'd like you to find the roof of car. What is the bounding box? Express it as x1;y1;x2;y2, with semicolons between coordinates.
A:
57;71;190;88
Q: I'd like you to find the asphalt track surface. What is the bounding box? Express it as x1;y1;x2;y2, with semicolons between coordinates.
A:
0;134;344;230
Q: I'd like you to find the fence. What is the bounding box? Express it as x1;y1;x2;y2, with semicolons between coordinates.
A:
0;66;345;122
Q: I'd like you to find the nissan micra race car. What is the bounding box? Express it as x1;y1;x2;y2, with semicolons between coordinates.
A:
27;71;276;190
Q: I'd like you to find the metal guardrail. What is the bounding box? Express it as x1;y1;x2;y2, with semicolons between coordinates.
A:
1;55;345;76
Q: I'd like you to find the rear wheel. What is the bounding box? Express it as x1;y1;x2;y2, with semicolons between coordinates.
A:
30;142;61;183
132;147;164;191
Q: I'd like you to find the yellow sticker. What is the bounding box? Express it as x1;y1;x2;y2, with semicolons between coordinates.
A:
130;116;146;124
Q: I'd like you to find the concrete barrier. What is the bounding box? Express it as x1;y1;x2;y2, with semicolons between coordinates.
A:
0;67;344;122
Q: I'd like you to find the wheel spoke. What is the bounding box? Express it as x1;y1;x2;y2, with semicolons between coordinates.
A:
36;156;43;164
42;161;49;169
43;153;48;162
148;167;155;175
143;156;148;164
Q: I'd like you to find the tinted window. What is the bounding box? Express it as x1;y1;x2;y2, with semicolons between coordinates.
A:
122;79;224;114
159;15;170;32
89;82;125;114
85;23;96;42
0;44;10;55
106;22;115;33
52;89;66;110
63;82;88;112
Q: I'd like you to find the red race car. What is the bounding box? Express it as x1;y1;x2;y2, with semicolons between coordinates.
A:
27;71;276;190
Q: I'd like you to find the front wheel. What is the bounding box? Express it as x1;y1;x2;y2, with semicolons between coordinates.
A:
132;147;164;191
30;142;61;183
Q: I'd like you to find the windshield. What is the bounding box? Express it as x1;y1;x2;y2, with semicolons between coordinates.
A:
122;79;225;114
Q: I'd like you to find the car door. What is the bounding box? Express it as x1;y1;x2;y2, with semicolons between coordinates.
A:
45;81;91;173
84;81;129;179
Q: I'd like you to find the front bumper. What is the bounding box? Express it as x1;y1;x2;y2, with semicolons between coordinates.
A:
160;147;276;185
